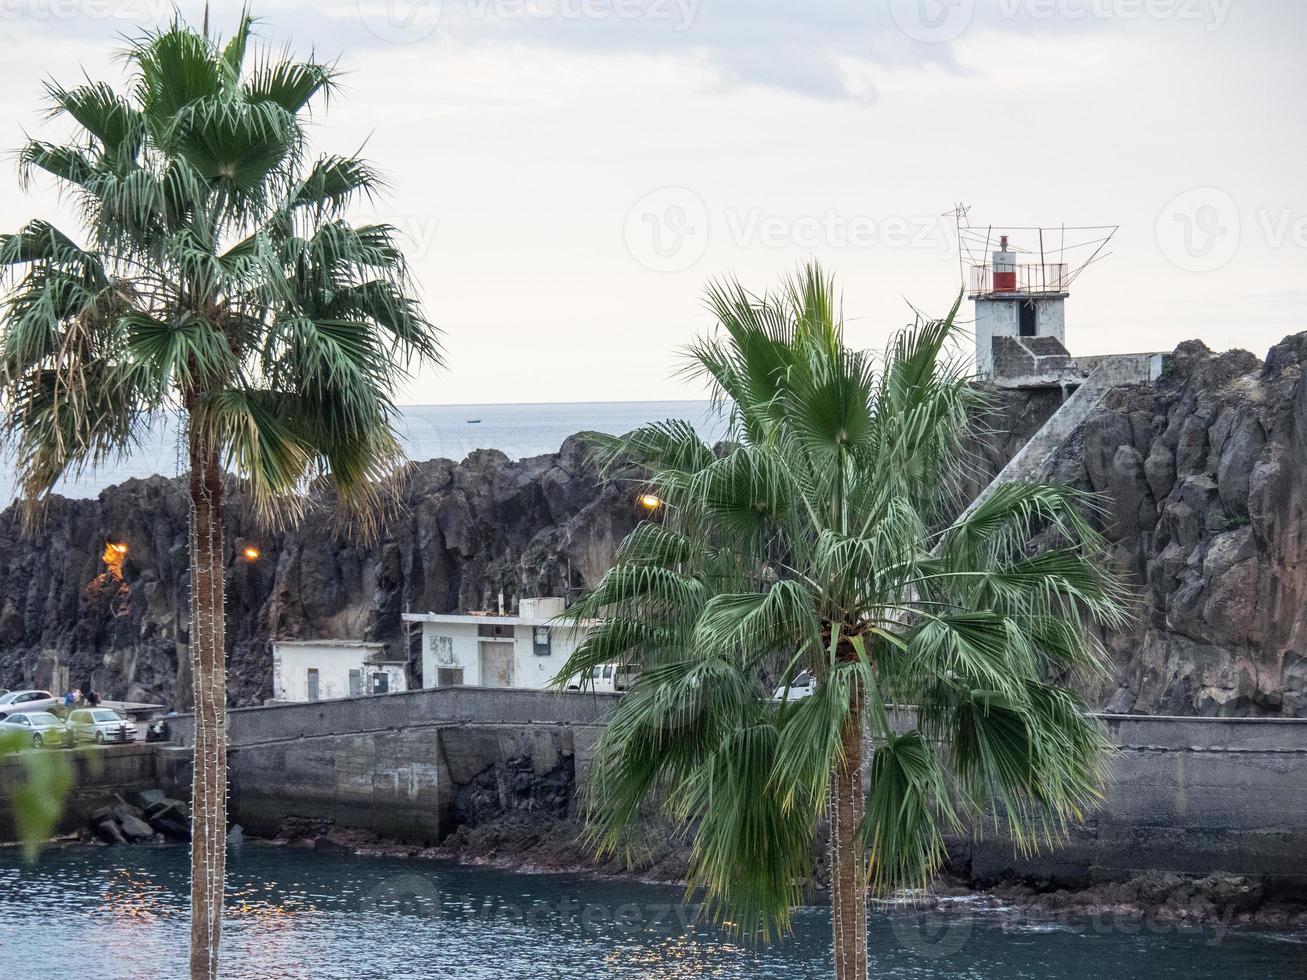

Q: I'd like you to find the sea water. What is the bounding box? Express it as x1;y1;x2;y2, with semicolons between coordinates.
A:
0;845;1301;979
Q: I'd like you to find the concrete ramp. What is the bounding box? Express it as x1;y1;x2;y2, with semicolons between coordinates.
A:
955;353;1161;524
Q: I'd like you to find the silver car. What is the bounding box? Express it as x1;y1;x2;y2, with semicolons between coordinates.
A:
0;690;60;718
0;711;70;747
66;707;138;744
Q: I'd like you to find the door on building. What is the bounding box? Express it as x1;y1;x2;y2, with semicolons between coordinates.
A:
478;642;514;687
348;669;362;697
1019;301;1038;337
306;668;320;701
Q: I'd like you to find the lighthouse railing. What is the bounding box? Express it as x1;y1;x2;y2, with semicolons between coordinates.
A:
968;263;1070;297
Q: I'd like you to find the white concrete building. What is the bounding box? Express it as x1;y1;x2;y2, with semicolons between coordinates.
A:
403;597;590;690
970;234;1071;382
271;640;409;702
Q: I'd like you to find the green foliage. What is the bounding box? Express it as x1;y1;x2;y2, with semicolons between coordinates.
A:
0;730;73;860
0;15;442;528
555;263;1129;940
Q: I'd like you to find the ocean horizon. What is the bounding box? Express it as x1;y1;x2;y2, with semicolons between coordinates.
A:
0;400;724;503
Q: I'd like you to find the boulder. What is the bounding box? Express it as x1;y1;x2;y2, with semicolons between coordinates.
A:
147;800;191;841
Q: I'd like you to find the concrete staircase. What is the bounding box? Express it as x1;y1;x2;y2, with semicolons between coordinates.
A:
955;353;1160;523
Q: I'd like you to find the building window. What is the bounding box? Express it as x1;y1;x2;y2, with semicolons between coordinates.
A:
430;635;455;664
477;623;515;639
436;667;464;687
306;668;320;702
371;672;389;695
533;626;551;656
1019;301;1038;337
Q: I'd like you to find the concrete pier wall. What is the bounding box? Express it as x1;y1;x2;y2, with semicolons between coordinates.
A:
953;715;1307;894
0;743;189;839
6;692;1305;894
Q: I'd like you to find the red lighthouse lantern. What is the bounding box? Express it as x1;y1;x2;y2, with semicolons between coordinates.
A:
992;235;1017;292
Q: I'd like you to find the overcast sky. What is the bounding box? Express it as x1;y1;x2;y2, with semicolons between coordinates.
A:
0;0;1303;404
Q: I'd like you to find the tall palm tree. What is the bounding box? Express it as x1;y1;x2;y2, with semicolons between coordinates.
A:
557;264;1127;978
0;17;441;979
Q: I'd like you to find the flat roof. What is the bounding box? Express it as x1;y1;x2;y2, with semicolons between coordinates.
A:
402;613;557;626
402;613;597;628
273;639;386;648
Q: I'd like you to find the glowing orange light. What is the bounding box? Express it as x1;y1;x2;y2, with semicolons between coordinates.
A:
638;493;663;511
101;542;128;579
242;546;261;561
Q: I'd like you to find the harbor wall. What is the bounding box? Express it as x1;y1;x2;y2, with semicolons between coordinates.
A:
954;714;1307;895
165;687;618;844
6;691;1306;897
0;743;189;839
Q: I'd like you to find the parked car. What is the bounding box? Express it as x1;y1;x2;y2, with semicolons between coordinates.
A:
0;690;60;719
0;711;70;747
564;663;641;694
771;670;818;703
66;707;137;744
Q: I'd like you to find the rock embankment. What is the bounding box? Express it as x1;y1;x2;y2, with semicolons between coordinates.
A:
1047;335;1307;716
85;789;192;845
0;434;637;708
0;335;1304;717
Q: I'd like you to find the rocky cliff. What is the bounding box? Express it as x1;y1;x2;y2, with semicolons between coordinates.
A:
1047;335;1307;717
0;334;1303;716
0;435;637;708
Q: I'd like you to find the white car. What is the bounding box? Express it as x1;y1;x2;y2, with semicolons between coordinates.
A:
0;711;71;747
0;690;60;719
564;663;641;694
772;670;818;703
66;707;138;744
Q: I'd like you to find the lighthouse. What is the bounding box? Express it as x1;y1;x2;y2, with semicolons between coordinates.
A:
969;234;1071;382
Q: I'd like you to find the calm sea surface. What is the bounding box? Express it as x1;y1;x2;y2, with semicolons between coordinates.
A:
0;845;1301;979
0;401;723;503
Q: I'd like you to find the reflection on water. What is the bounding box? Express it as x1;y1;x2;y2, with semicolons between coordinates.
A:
0;845;1301;980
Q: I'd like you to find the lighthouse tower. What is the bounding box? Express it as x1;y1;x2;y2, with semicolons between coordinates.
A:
969;234;1071;383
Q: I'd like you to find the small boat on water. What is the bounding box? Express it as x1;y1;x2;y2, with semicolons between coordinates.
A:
466;418;482;424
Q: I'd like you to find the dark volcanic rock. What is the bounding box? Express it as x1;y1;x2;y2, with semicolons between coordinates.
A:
1043;335;1307;716
1;332;1304;718
452;753;574;828
0;433;638;708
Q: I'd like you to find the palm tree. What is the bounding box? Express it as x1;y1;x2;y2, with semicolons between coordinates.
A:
0;17;441;979
556;264;1127;978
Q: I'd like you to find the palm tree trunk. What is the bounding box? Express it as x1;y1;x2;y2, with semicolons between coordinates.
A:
830;694;867;980
187;422;227;980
